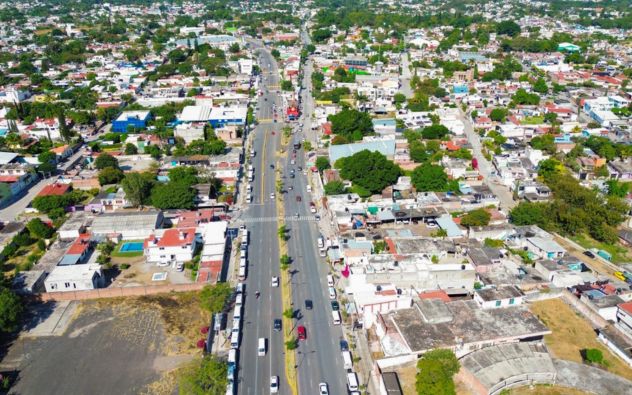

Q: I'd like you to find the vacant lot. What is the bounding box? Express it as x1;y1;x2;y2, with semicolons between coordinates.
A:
530;298;632;381
2;292;209;395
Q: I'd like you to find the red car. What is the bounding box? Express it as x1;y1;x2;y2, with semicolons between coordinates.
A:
297;325;307;340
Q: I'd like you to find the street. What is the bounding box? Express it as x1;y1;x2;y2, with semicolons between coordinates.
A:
458;109;517;211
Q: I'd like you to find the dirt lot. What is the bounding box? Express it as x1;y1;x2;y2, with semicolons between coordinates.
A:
530;298;632;381
1;292;210;395
108;257;193;287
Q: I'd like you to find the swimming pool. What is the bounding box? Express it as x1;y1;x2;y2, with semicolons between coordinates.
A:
120;242;144;252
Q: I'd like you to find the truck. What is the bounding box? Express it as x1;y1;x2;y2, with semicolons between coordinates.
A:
248;170;254;182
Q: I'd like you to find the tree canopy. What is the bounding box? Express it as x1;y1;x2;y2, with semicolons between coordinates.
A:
121;172;155;207
151;182;196;210
460;209;491;227
0;287;22;333
496;20;521;37
328;109;374;143
336;150;401;195
94;153;119;170
178;355;228;395
412;164;451;192
416;349;459;395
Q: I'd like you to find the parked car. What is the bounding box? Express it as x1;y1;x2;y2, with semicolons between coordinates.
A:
340;339;349;351
297;325;307;340
305;299;313;310
274;319;282;331
584;250;596;258
331;301;339;311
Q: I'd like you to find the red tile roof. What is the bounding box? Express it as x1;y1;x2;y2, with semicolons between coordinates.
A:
38;183;70;197
419;290;451;302
619;301;632;316
67;234;91;255
0;176;19;183
145;228;196;248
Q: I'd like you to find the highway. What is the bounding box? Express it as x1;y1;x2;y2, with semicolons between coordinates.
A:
237;40;286;395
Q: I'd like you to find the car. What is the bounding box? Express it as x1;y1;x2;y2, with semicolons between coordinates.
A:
297;325;307;340
328;286;336;300
319;382;329;395
340;339;349;351
296;196;302;202
290;159;296;165
305;299;313;310
584;250;596;258
270;376;279;393
298;166;302;171
290;173;295;178
270;192;275;199
271;276;279;287
290;169;295;174
331;301;339;311
273;319;282;331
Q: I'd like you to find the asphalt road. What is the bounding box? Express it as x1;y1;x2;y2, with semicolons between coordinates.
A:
237;40;286;395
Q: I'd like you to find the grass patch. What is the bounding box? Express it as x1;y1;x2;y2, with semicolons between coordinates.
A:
112;240;145;258
530;299;632;381
505;385;592;395
570;233;632;264
522;116;545;125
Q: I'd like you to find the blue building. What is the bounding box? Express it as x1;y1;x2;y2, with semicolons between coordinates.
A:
209;107;247;129
112;111;152;133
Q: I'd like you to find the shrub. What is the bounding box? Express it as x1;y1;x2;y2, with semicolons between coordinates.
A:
584;348;604;365
120;263;131;270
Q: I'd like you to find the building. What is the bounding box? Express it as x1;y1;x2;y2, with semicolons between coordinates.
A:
209;106;247;128
174;123;206;144
38;183;71;197
526;237;565;260
328;139;396;163
144;228;198;266
474;285;524;309
112;111;152;133
44;263;104;292
90;210;163;240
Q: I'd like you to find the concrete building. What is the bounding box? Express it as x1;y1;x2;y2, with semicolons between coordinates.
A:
474;285;524;309
174;123;205;144
90;210;163;240
144;228;198;266
112;111;152;133
44;264;104;293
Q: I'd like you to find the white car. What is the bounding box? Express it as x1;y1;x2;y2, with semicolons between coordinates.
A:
270;192;275;199
271;276;279;287
270;376;279;393
319;383;329;395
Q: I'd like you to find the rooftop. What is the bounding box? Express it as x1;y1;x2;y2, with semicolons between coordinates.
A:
475;285;524;301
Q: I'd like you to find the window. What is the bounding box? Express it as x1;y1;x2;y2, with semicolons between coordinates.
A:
65;282;71;288
495;300;501;307
509;298;515;305
159;247;165;250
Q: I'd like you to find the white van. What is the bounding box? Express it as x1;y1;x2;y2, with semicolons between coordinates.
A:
230;331;240;349
306;184;312;192
235;293;243;306
317;236;324;248
258;338;266;356
342;351;353;370
238;266;247;280
231;319;240;334
332;311;341;325
347;372;359;391
228;349;237;366
233;304;243;320
328;286;336;300
319;248;326;257
327;275;334;287
240;256;247;268
242;229;249;243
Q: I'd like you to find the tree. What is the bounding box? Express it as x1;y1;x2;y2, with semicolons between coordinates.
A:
26;218;54;239
121;172;154;206
336;150;401;195
94;153;119;170
151;182;196;209
489;108;508;122
199;283;232;313
328;109;374;142
37;151;57;174
0;288;22;333
98;167;125;186
496;20;521;37
584;348;604;365
411;164;448;192
415;349;459;395
178;355;228;395
422;349;460;376
124;143;138;155
316;157;331;173
512;88;540;105
324;181;346;195
460;209;491;227
532;77;549;94
606;179;630;198
421;124;450;140
394;93;407;106
529;134;556;154
544;112;558;124
281;80;293;91
57;108;73;143
509;202;547;225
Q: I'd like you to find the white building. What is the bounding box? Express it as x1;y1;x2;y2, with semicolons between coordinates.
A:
44;264;104;292
474;285;524;309
174;123;206;144
144;228;198;266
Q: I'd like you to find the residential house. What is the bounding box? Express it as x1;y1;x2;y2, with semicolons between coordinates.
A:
112;111;152;133
144;227;198;266
474;285;524;309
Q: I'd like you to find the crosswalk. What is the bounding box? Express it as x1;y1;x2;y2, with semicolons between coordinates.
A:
235;215;317;224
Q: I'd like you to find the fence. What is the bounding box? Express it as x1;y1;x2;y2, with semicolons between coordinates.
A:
38;283;207;301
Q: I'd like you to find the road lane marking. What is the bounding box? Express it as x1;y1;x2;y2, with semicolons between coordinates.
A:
260;130;268;199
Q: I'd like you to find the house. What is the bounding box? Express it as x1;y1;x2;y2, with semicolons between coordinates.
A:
174;123;205;144
91;210;163;240
58;211;90;240
328;138;396;164
526;237;565;259
58;234;94;266
209;106;247;128
37;183;71;197
474;285;524;309
84;190;130;213
144;228;198;266
111;111;152;133
615;301;632;341
44;263;104;293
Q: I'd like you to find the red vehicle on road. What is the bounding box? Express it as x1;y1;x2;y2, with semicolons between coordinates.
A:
297;325;307;340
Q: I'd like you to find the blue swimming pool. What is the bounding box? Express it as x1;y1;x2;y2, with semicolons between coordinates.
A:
120;242;144;252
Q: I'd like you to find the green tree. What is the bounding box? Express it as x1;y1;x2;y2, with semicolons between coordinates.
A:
324;181;346;195
532;77;549;94
199;283;232;313
584;348;604;365
606;179;630;198
460;209;491;227
489;108;508;122
124;143;138;155
544;112;558;124
151;182;196;209
26;218;54;239
328;109;374;142
316;157;331;173
422;349;460;376
496;20;521;37
94;153;119;170
509;202;547;225
37;151;57;174
411;164;448;192
98;167;125;186
168;166;198;186
0;288;22;333
421;124;450;140
178;355;228;395
281;80;293;91
416;359;455;395
121;172;155;206
336;150;401;194
512;88;540;105
529;134;556;154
